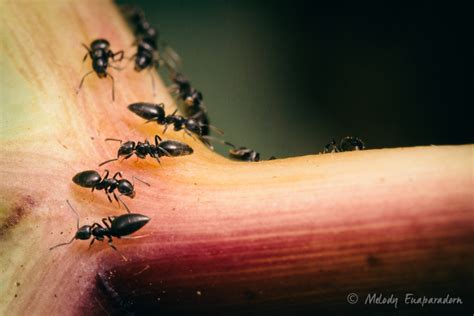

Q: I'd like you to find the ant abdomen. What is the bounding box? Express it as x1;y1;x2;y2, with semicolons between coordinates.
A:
72;170;101;188
128;102;165;122
159;140;194;156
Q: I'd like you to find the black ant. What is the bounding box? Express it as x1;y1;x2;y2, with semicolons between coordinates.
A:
99;135;193;166
72;170;150;213
128;103;222;140
123;6;179;96
168;72;207;114
222;142;276;162
123;6;158;47
323;136;365;153
224;142;261;162
49;200;150;261
77;39;124;101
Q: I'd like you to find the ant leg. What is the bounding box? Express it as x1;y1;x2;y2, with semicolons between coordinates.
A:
76;70;94;95
154;135;162;145
112;171;123;180
111;50;124;62
101;169;110;180
148;68;156;97
110;64;125;71
107;238;128;261
205;124;224;135
81;43;91;62
106;72;115;101
121;233;153;240
202;136;230;148
162;124;169;134
199;135;214;150
105;191;113;203
101;218;111;230
88;238;95;249
184;129;197;140
158;147;172;157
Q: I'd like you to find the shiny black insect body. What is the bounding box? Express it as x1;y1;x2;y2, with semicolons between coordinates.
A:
78;39;124;101
50;201;150;260
128;103;221;140
222;141;260;162
72;170;150;213
324;136;365;153
226;143;260;162
169;73;206;112
124;6;158;48
99;135;193;166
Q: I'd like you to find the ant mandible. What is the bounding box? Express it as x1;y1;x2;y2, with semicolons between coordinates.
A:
77;39;124;101
72;170;150;213
49;200;150;261
99;135;193;166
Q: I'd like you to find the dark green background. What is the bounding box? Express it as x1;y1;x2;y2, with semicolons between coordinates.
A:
118;0;471;158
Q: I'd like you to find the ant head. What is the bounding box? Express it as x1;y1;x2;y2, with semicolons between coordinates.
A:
118;179;135;198
185;118;202;134
134;53;153;72
75;225;92;240
90;39;110;51
49;200;87;250
118;141;136;157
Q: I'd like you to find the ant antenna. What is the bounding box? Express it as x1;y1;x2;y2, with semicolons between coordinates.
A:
49;237;75;250
66;200;80;229
132;176;151;187
99;158;118;167
148;68;156;97
106;72;115;101
49;200;80;250
116;195;131;213
105;138;123;143
204;124;224;135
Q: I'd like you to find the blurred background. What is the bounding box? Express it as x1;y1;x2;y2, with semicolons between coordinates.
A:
117;0;471;158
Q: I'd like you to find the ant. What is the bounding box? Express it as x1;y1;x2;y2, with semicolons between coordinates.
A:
72;170;150;213
222;142;276;162
224;142;261;162
123;6;158;47
128;103;222;140
77;39;124;101
123;6;179;95
49;200;150;261
323;136;365;153
99;135;193;166
168;72;206;114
